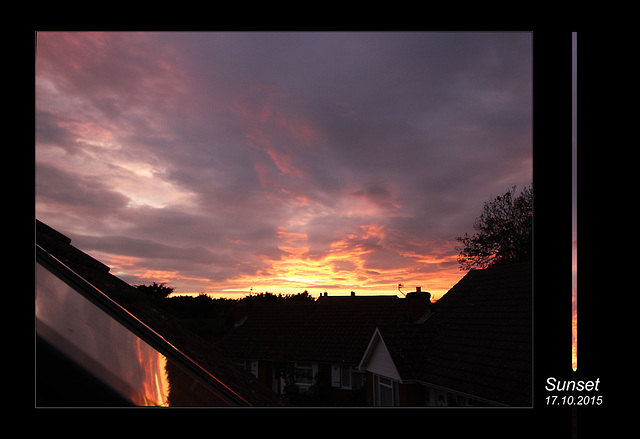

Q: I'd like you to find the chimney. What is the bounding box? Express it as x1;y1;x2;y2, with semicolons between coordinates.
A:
406;286;431;323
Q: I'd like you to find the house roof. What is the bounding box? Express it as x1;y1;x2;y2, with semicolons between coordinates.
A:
219;294;412;365
368;262;532;406
36;219;286;406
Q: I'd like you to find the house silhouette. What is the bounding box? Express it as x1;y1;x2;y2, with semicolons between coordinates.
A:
36;219;531;407
360;262;532;406
220;263;532;406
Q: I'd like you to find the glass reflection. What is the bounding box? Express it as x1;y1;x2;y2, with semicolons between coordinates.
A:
36;259;238;406
36;263;171;406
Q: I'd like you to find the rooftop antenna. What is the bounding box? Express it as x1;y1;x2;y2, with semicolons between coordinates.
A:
397;283;406;297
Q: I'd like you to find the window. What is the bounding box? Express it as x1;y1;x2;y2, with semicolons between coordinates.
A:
331;364;341;387
234;359;258;378
373;374;399;406
36;247;249;406
423;386;490;407
293;363;316;389
332;364;365;389
434;389;459;406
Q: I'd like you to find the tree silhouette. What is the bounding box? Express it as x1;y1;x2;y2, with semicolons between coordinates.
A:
237;290;315;304
136;282;174;299
456;185;532;270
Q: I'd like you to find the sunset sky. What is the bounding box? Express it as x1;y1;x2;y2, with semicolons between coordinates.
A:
35;32;532;300
572;32;578;371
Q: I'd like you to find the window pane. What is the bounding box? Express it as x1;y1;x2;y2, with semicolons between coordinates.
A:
374;374;398;406
379;383;393;406
294;363;313;385
341;366;351;388
36;259;244;406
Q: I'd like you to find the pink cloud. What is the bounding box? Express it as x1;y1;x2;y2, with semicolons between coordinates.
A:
36;32;532;301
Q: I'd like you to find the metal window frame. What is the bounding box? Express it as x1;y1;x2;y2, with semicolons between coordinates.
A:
36;244;251;407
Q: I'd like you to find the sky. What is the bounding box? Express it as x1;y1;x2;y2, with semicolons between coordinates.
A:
35;31;532;300
572;32;578;371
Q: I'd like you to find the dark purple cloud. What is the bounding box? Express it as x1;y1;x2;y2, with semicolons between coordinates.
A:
36;32;532;298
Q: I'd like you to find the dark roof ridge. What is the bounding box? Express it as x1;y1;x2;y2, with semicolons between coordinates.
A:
35;219;287;406
36;219;71;244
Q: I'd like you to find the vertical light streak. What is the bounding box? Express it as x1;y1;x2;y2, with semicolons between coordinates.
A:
571;32;578;372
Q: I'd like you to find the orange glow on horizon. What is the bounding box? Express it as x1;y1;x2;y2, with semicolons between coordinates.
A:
169;262;461;303
93;222;464;304
572;238;577;372
572;285;577;372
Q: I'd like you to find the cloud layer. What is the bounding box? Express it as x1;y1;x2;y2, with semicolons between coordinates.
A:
36;32;532;299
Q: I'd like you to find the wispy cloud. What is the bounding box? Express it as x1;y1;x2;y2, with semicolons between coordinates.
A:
36;31;532;299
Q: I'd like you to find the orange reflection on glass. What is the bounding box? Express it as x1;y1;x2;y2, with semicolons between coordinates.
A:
131;338;171;406
37;262;171;406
